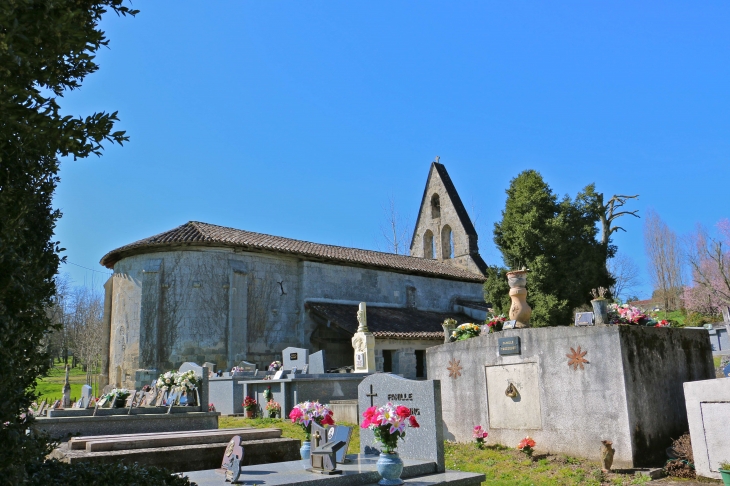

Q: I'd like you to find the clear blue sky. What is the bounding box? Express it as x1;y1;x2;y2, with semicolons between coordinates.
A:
54;1;730;299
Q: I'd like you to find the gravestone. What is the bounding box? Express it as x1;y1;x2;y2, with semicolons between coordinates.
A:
203;361;217;373
237;360;257;372
358;373;445;472
179;362;204;378
282;347;308;370
308;421;346;475
80;385;93;408
222;435;244;483
309;350;327;374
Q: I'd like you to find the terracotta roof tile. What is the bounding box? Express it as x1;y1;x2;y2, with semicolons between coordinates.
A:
100;221;486;282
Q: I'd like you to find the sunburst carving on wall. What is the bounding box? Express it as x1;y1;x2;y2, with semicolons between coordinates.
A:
447;358;462;379
566;346;589;371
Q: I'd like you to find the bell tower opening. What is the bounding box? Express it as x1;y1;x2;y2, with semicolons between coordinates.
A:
430;194;440;218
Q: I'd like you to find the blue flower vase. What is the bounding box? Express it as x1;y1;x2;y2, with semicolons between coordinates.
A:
300;440;311;469
377;452;404;486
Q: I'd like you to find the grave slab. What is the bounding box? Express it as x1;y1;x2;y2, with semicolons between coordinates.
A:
684;377;730;479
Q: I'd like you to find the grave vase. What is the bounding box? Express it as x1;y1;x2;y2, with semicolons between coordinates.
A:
506;270;531;328
376;452;404;486
299;440;311;468
591;299;608;325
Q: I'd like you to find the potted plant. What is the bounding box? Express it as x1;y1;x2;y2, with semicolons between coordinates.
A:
449;323;481;342
243;396;257;418
719;460;730;486
590;287;609;325
289;401;335;463
265;400;281;418
517;436;536;458
361;402;420;485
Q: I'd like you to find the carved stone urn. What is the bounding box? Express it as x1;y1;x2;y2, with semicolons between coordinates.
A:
506;269;531;328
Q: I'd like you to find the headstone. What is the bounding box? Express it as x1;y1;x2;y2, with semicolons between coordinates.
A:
237;360;256;372
203;362;217;373
352;302;375;373
179;362;204;378
307;421;345;475
80;385;93;408
575;312;594;326
309;350;327;374
358;373;445;472
282;347;308;371
221;435;244;483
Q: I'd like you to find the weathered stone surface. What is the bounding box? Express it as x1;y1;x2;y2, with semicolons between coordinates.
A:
52;437;301;472
84;427;280;452
427;326;715;468
33;411;219;440
684;377;730;479
358;374;444;472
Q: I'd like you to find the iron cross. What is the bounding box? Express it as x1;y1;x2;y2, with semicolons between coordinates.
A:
366;384;378;406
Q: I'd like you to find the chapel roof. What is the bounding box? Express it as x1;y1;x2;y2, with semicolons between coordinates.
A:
100;221;486;282
306;302;476;340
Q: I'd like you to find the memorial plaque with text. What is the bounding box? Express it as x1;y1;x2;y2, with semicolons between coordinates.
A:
498;336;521;356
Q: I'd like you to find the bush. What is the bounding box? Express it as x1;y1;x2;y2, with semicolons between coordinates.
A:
685;311;722;327
25;461;195;486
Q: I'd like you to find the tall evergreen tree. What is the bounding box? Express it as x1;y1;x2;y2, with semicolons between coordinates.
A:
484;170;613;326
0;2;135;481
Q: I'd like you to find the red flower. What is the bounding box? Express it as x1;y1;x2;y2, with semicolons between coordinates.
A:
395;405;411;419
408;415;420;428
518;437;535;449
289;407;303;423
320;412;334;426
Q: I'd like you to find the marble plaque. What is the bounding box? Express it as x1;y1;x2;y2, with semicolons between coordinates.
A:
486;362;541;430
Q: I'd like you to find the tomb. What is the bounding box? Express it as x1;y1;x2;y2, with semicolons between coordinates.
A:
427;325;715;468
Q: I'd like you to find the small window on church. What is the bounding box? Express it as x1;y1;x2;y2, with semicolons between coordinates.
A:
431;194;440;218
423;230;434;259
415;350;425;378
442;225;453;259
383;350;393;373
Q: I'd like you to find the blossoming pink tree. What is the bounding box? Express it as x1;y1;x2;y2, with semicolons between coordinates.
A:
684;219;730;316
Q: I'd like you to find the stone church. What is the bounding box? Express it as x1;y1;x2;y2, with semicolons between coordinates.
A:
99;161;489;388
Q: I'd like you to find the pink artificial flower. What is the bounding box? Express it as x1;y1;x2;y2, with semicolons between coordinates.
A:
289;407;303;423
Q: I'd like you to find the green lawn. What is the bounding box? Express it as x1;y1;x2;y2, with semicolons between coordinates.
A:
33;361;93;403
219;418;667;485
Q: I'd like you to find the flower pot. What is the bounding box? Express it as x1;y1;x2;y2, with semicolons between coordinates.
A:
113;397;126;408
377;452;404;486
268;411;279;419
591;299;608;326
245;409;254;418
300;440;311;469
720;469;730;486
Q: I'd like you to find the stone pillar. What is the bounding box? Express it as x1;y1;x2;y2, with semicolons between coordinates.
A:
99;276;114;390
62;365;71;408
396;348;417;379
352;302;376;373
441;319;456;343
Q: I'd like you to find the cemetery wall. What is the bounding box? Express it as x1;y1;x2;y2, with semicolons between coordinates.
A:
426;326;714;468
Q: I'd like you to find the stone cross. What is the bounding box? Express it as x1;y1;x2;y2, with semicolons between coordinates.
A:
356;302;369;332
352;302;375;373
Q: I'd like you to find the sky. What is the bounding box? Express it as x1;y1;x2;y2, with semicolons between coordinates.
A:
54;1;730;299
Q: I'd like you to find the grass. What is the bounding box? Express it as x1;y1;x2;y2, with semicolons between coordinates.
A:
219;418;661;485
33;361;92;403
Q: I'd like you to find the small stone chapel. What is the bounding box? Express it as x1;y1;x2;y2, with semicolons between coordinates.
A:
99;160;489;389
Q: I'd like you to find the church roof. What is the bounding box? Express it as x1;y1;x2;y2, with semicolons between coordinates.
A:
306;302;476;340
100;221;486;282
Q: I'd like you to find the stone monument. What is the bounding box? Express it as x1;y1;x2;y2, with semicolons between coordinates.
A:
61;364;71;408
506;269;531;328
351;302;375;373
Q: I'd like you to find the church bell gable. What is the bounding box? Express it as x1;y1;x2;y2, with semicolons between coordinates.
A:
409;159;487;275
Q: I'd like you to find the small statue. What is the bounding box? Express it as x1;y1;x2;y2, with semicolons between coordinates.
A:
601;440;615;472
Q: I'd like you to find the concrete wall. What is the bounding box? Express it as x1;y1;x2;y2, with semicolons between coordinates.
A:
108;247;483;388
426;326;714;468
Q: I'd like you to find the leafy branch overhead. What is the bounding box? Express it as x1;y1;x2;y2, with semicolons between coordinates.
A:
0;1;136;482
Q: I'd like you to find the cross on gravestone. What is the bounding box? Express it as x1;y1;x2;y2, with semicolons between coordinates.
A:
365;384;378;406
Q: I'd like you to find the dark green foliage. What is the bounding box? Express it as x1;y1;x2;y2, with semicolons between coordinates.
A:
0;1;135;482
26;461;196;486
484;170;613;326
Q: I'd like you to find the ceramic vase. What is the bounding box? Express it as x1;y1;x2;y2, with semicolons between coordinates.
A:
377;452;404;486
591;299;608;326
506;270;531;328
300;440;311;469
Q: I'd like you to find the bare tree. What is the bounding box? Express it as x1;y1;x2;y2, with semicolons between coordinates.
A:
607;253;642;302
70;287;105;379
684;220;730;312
378;194;411;255
644;209;684;310
599;193;640;246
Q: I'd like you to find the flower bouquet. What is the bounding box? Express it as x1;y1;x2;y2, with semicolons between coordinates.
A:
473;425;488;449
517;436;536;457
265;400;282;418
289;401;334;440
360;402;420;453
243;396;257;417
608;303;650;325
268;360;282;372
105;388;130;408
156;371;176;392
486;314;507;333
449;323;481;342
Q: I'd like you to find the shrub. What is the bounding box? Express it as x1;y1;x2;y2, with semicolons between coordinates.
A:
26;461;194;485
